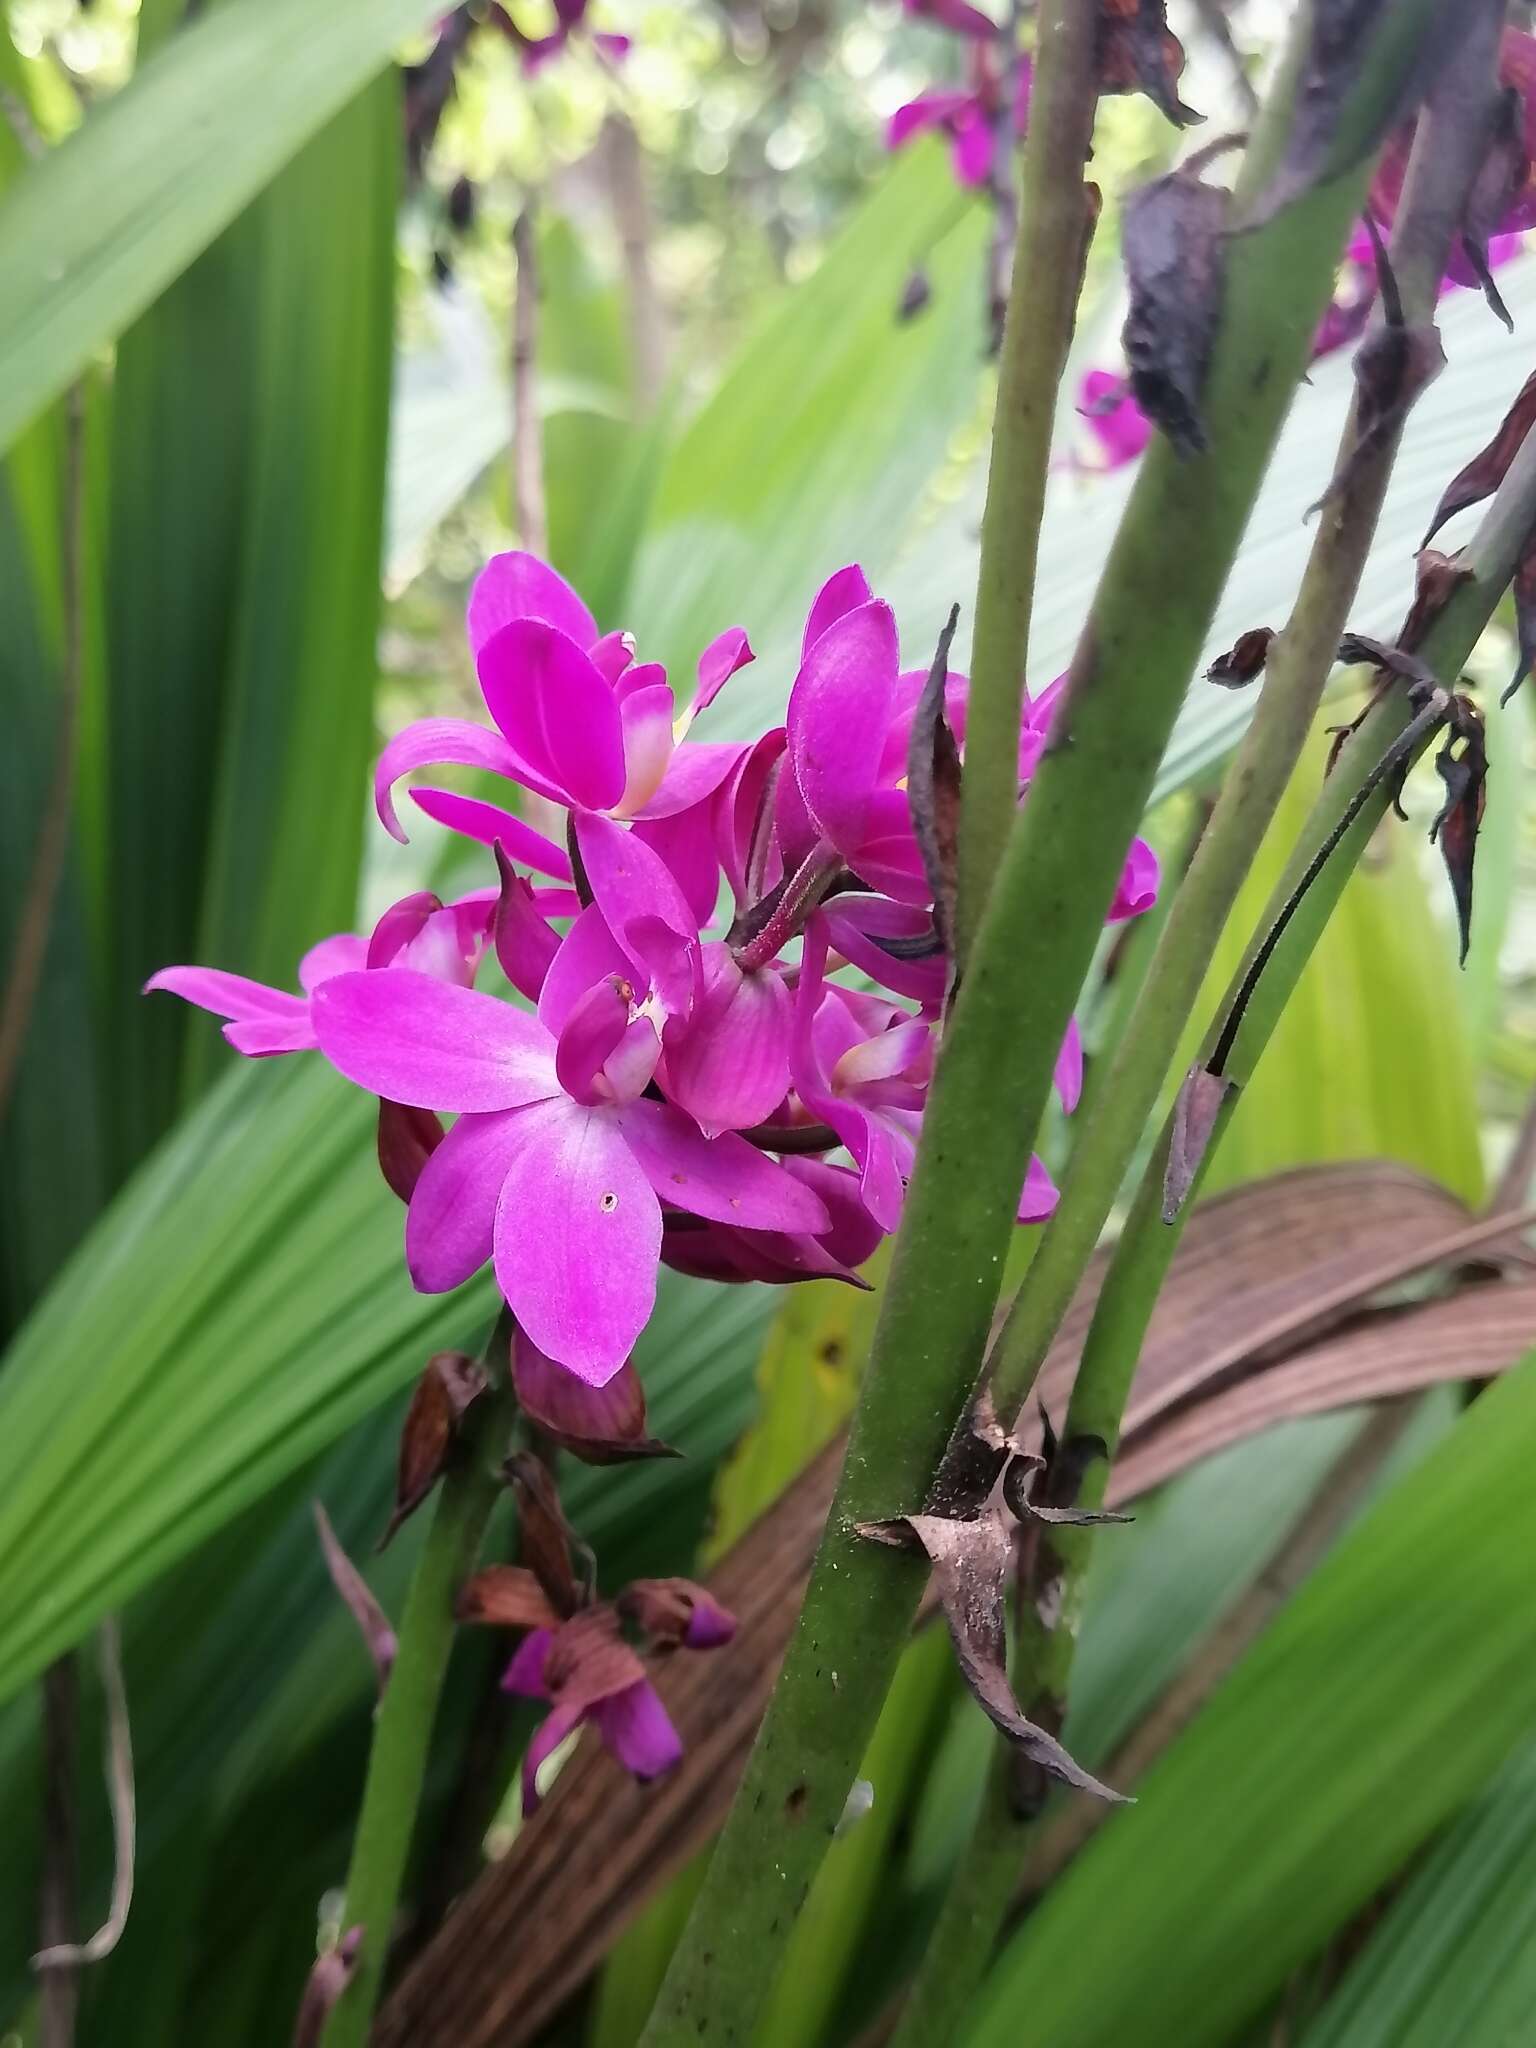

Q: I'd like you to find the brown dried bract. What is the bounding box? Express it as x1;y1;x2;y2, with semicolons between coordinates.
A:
1423;368;1536;549
1240;0;1459;228
1164;1063;1238;1223
1429;696;1488;966
1097;0;1200;128
1121;145;1235;457
1206;626;1275;689
380;1351;489;1549
906;605;963;963
1397;548;1473;655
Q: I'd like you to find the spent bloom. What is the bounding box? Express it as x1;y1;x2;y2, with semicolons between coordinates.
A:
150;549;1157;1407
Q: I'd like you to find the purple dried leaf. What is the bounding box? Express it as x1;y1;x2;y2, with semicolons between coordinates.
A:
1164;1063;1238;1222
1423;368;1536;549
1121;150;1233;457
1206;626;1275;688
906;605;963;958
376;1097;444;1205
1428;696;1488;965
315;1505;396;1695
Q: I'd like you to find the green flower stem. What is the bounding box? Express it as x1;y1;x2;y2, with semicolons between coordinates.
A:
322;1343;516;2048
636;11;1448;2044
981;0;1504;1439
911;383;1536;2048
954;0;1100;967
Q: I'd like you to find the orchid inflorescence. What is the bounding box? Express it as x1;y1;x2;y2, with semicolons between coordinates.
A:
150;551;1156;1418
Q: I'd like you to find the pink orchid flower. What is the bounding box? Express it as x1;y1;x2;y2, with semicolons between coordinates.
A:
145;889;496;1057
310;961;830;1384
889;49;1032;190
375;552;754;848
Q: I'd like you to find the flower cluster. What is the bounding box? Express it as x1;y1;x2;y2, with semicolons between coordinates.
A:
150;552;1156;1406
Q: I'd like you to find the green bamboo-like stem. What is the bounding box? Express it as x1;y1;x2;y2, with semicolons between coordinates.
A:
953;0;1099;967
635;10;1449;2043
929;399;1536;2048
981;0;1504;1437
321;1339;516;2048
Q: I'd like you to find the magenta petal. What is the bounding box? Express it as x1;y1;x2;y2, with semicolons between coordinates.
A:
312;970;559;1113
1109;836;1160;922
493;1098;662;1385
519;1702;584;1815
467;550;597;656
831;1019;930;1091
296;934;367;991
405;1109;527;1291
633;806;721;929
575;814;700;1018
502;1626;555;1698
409;787;573;880
821;896;945;1005
594;1679;683;1781
1018;1153;1059;1223
144;965;305;1025
556;979;631;1106
602;1016;663;1105
374;717;529;843
1054;1018;1083;1114
951;102;993;186
478;619;627;813
223;1016;318;1057
784;1157;884;1271
589;629;636;684
495;868;562;1004
615;683;677;818
718;728;786;903
788;599;900;857
366;891;441;970
617;1098;831;1233
844;786;928;902
537;905;633;1036
682;1595;736;1649
695;627;754;714
634;741;748;822
802;564;875;659
662;944;792;1135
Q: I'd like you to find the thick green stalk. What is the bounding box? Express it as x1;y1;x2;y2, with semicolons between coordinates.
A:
322;1361;515;2048
982;0;1504;1435
636;10;1449;2043
954;0;1099;966
952;395;1536;2048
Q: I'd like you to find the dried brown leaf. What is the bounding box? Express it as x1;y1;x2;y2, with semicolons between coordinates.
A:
860;1508;1123;1800
506;1450;584;1616
1506;527;1536;707
1460;84;1527;331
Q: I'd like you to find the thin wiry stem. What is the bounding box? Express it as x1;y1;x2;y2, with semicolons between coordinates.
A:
33;1620;135;1973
